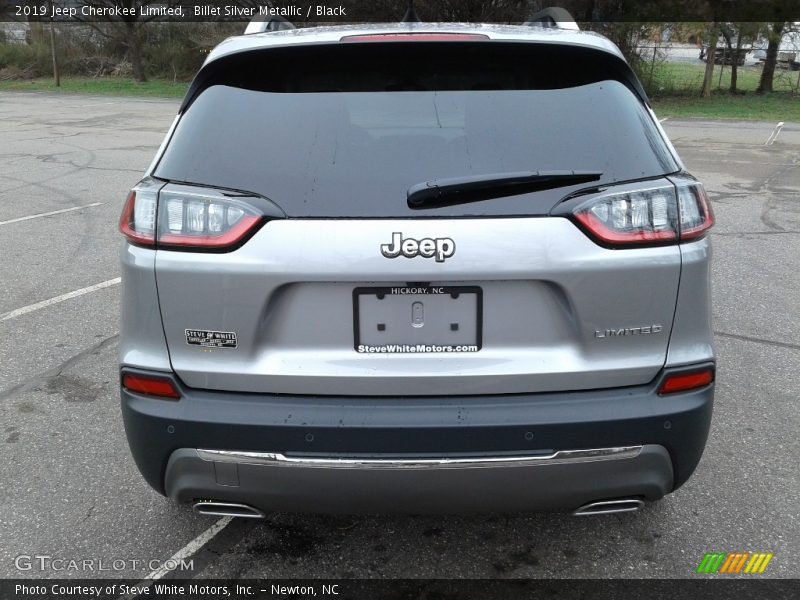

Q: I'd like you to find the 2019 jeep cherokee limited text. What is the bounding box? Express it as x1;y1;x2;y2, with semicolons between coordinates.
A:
118;22;714;517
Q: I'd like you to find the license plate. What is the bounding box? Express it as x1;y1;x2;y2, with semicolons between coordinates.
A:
353;286;482;353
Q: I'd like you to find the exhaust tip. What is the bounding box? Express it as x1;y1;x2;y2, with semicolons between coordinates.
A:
192;501;265;519
572;498;645;516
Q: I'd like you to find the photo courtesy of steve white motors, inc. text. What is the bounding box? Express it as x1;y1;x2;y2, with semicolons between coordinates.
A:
14;582;341;597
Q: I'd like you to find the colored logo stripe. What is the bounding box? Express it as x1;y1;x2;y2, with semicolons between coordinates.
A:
746;553;774;574
697;553;726;574
697;552;774;574
720;553;749;574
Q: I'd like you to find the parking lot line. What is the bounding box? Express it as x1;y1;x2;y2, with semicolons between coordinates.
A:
0;277;121;322
0;202;105;226
765;122;784;146
144;517;233;582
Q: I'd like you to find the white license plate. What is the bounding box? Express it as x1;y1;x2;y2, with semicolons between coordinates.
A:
353;286;482;353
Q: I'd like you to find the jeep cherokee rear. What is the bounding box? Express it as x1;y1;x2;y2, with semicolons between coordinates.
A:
118;22;714;516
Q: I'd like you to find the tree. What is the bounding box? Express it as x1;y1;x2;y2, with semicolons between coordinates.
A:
701;23;718;98
18;0;46;45
723;22;762;94
585;22;658;72
48;8;60;86
413;0;529;22
757;22;787;94
69;0;180;82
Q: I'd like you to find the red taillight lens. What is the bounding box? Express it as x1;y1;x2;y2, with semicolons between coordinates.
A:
677;182;714;241
572;185;679;247
122;373;181;400
341;33;489;43
119;183;266;251
157;189;263;251
570;180;714;248
658;369;714;395
119;190;156;247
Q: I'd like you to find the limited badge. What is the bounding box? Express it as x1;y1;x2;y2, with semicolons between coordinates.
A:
185;329;238;349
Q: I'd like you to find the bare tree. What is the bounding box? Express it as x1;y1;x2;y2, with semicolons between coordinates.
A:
68;0;180;82
19;0;47;45
48;4;60;86
413;0;529;23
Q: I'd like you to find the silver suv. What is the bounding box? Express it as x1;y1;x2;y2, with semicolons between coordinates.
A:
118;21;715;517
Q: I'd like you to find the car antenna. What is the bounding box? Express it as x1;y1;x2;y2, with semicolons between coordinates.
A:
402;0;420;22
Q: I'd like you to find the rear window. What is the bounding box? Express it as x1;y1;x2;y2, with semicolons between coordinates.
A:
155;43;678;218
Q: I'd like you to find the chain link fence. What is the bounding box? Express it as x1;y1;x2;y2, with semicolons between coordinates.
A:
636;42;800;97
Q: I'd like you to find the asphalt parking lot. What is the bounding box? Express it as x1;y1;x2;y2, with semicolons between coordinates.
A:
0;92;798;581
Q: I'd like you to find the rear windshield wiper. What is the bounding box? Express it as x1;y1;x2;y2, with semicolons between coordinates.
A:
407;170;602;210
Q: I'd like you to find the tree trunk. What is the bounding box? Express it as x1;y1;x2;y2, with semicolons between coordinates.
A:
124;21;147;83
701;26;718;98
757;22;785;94
49;20;60;87
730;34;743;92
28;21;45;45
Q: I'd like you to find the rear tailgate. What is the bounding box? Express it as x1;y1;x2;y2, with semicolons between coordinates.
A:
155;216;680;395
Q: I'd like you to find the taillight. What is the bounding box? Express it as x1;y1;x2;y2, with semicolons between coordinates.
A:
157;189;262;251
122;373;181;400
570;179;713;248
677;182;714;241
658;368;714;395
119;182;266;252
572;185;679;247
119;189;156;247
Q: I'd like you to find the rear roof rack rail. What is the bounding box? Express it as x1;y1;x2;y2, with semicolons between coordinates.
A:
524;7;579;31
244;15;296;35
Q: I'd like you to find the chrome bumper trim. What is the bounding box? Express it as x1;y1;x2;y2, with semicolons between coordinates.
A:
196;446;642;470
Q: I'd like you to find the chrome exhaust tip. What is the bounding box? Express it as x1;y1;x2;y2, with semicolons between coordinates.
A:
572;498;645;516
192;501;265;519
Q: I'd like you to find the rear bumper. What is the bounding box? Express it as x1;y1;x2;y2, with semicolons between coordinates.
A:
120;364;714;514
168;445;672;514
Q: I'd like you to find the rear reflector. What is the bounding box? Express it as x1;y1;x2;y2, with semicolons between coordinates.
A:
119;190;156;248
341;33;489;43
658;369;714;395
122;373;181;400
677;182;714;241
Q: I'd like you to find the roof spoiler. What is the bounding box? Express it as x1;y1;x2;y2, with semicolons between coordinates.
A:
524;7;579;31
244;15;296;35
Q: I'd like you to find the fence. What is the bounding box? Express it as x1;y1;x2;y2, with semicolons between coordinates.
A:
636;43;800;97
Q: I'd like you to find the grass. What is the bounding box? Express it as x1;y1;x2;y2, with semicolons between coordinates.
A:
642;61;800;121
652;93;800;122
645;61;800;95
0;77;189;98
